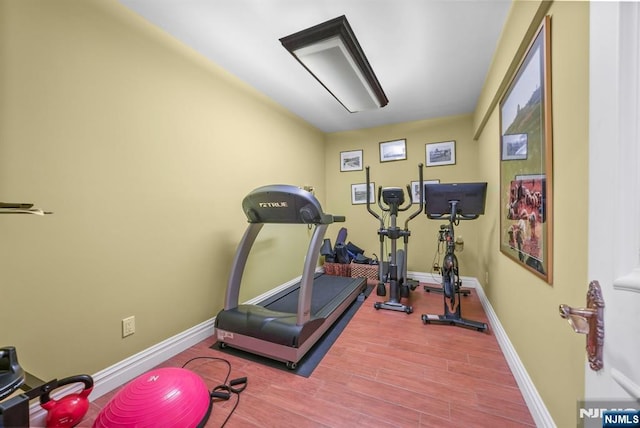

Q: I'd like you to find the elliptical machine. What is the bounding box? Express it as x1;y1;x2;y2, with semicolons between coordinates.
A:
365;164;424;314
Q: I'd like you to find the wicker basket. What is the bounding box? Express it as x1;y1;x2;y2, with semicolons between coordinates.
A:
350;262;379;283
323;262;351;277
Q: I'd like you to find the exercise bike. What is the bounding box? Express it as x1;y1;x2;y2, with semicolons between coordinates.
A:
365;164;423;314
421;182;488;332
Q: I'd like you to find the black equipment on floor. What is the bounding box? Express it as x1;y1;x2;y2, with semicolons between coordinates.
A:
214;185;367;369
0;347;24;402
365;164;424;314
421;182;489;332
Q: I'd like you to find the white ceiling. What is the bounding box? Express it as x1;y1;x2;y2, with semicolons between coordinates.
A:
119;0;512;133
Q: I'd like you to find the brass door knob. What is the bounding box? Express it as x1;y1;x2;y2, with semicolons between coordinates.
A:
559;281;605;371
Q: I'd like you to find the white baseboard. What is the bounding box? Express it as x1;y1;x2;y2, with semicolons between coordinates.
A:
29;270;553;427
458;275;556;428
408;270;476;289
410;270;554;426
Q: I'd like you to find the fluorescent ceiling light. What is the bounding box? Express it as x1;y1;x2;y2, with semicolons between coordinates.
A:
280;15;388;113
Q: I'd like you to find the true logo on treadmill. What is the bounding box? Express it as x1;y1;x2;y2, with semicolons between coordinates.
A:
258;202;288;208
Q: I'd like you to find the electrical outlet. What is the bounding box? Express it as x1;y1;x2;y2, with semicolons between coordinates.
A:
432;263;440;273
122;316;135;337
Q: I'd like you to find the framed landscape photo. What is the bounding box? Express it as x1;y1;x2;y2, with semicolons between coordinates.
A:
351;182;375;205
499;16;553;284
426;141;456;167
379;139;407;162
340;150;363;172
411;179;440;204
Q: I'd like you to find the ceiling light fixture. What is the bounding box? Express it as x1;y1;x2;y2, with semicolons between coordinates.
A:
280;15;388;113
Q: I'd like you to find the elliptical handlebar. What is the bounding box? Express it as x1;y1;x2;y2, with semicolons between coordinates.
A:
365;166;384;227
397;185;414;213
376;186;387;212
404;163;424;229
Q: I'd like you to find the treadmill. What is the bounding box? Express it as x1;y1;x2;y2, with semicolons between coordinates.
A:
214;185;367;369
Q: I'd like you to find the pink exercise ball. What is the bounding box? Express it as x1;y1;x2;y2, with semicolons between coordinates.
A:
92;367;212;428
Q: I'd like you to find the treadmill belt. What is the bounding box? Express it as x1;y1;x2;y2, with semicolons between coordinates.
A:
260;274;363;316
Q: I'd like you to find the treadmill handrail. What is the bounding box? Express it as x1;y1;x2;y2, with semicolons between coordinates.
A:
297;223;329;325
224;223;263;310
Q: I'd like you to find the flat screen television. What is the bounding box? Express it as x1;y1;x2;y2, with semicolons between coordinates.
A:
424;182;488;218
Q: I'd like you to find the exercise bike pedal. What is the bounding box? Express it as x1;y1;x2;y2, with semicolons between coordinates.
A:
376;282;386;296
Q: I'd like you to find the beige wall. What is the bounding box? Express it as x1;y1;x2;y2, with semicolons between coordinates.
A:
0;0;325;378
473;1;589;427
324;115;482;279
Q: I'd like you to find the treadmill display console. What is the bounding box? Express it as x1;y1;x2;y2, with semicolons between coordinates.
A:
243;185;330;224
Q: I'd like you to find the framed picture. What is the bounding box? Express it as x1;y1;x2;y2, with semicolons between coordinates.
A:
379;139;407;162
340;150;363;172
499;16;553;284
502;133;528;160
410;179;440;204
426;141;456;167
351;182;375;205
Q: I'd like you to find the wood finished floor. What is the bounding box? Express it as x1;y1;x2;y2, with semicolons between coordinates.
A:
80;282;535;427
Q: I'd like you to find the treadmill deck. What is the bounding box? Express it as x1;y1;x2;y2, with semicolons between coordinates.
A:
215;274;366;360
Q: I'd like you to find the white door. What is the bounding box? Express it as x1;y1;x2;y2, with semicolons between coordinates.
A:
583;2;640;426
